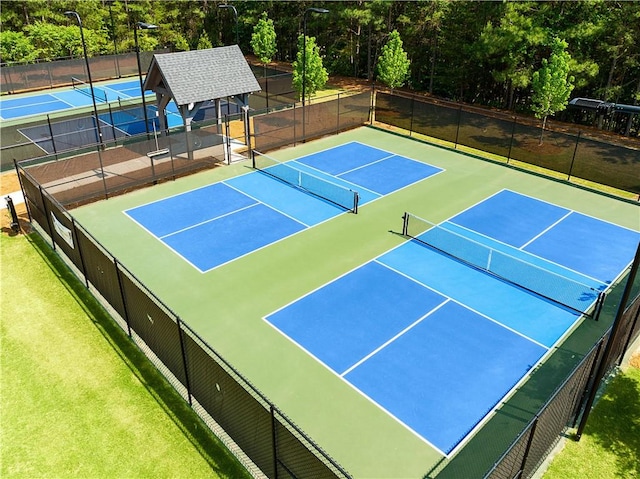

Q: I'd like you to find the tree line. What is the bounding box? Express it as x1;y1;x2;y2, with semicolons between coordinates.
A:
1;1;639;116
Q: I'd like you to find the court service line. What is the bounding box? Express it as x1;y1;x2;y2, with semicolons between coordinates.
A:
222;179;312;228
520;210;573;249
375;258;550;350
159;202;258;239
50;92;85;107
348;140;424;163
336;154;395;176
340;299;450;377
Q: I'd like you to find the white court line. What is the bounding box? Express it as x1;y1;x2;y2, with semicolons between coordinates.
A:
340;299;450;377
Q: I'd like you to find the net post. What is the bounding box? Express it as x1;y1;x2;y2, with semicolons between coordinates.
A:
402;212;409;236
353;192;359;214
593;291;606;321
251;149;257;169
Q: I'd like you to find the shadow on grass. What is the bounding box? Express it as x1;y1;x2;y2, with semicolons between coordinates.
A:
25;232;251;479
586;368;640;477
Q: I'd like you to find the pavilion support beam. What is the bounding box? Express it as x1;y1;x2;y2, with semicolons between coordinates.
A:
179;102;205;161
155;93;172;135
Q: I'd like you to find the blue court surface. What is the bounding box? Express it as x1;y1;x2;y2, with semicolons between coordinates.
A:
265;189;639;456
125;142;443;271
0;79;144;120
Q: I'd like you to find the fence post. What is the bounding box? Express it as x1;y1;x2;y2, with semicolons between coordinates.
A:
72;219;89;288
617;297;640;367
454;105;462;149
13;161;31;224
108;104;117;143
506;116;517;163
516;417;539;478
336;92;341;135
370;83;375;125
409;94;415;137
46;115;58;157
47;62;54;90
576;241;640;439
167;128;177;181
114;259;133;338
224;115;231;165
265;71;270;110
271;405;279;479
95;146;109;200
571;337;605;428
294;102;298;146
176;318;193;406
567;131;581;181
40;186;56;251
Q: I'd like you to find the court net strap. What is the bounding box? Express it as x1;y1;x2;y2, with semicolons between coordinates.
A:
402;212;605;317
252;150;359;213
72;77;108;103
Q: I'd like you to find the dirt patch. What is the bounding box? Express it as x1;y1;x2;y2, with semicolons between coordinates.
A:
630;353;640;369
1;171;20;195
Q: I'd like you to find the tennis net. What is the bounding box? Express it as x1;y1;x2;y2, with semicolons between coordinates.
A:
252;150;359;213
72;77;108;103
402;212;605;317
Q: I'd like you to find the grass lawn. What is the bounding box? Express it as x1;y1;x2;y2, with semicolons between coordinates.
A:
543;363;640;479
0;232;250;478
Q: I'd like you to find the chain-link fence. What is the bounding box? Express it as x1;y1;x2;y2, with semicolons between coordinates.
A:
374;90;640;198
252;91;371;152
1;50;165;94
17;115;240;208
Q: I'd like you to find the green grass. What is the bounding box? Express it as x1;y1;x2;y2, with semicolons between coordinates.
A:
0;232;251;478
543;366;640;479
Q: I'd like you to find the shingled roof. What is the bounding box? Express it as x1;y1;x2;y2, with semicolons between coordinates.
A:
143;45;261;106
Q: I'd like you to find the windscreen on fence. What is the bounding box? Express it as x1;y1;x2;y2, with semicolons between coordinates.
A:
18;125;225;207
182;328;276;477
457;109;513;159
118;266;189;387
510;122;577;175
374;90;640;196
1;50;164;94
253;91;370;152
572;134;640;193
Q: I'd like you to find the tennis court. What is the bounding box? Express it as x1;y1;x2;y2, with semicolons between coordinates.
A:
1;77;239;155
125;142;443;271
266;189;638;456
69;127;640;478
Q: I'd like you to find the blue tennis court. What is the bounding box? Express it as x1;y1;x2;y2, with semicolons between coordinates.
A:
265;189;639;456
125;142;443;271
